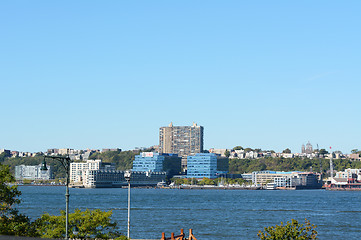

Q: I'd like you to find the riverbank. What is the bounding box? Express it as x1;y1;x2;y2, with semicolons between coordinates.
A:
14;183;323;190
176;185;261;190
13;183;64;187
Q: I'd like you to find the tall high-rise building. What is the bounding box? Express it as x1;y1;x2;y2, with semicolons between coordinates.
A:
159;122;204;157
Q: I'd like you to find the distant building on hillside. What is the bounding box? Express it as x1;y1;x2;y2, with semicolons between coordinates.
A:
0;149;11;156
15;164;52;180
47;148;59;155
11;151;19;157
302;141;313;154
59;148;74;155
349;154;361;161
102;148;121;152
209;149;231;157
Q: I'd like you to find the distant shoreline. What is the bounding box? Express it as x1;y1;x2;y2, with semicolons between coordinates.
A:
16;184;64;187
15;184;333;190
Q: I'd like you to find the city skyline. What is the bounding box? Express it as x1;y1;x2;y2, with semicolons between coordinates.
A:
1;1;360;154
1;139;356;156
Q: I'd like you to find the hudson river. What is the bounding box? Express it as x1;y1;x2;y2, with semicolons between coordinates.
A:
18;186;361;239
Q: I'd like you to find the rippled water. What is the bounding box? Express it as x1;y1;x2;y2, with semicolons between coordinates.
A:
18;186;361;239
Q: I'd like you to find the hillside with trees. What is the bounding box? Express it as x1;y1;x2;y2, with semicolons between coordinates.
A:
88;150;135;171
1;153;66;178
229;157;361;176
3;150;361;179
0;150;136;179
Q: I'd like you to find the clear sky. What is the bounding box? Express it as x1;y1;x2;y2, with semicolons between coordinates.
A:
1;1;360;154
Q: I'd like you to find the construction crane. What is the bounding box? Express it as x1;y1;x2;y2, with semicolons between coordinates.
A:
317;144;323;176
329;146;334;178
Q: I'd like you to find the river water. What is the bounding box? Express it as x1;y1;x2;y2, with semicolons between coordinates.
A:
17;186;361;239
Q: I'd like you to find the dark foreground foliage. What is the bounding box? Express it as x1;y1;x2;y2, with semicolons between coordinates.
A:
258;219;317;240
0;162;127;239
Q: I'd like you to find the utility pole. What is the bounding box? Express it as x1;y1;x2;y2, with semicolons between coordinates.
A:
329;147;334;178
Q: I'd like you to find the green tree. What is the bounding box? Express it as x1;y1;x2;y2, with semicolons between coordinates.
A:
233;146;243;150
224;150;230;158
319;149;328;155
0;163;38;237
282;148;291;153
351;149;359;154
244;148;253;153
258;219;317;240
198;177;215;185
0;153;8;163
35;209;126;239
171;177;185;185
89;150;134;171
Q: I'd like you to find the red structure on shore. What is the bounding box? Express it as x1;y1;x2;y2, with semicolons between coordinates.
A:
326;178;361;190
161;229;198;240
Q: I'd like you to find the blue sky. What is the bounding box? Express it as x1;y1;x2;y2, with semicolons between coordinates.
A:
1;1;360;153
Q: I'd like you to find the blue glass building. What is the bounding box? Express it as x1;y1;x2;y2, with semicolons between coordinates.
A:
132;152;165;172
187;153;219;179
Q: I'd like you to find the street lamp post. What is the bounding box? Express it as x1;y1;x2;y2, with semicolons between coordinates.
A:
124;170;131;239
41;155;71;240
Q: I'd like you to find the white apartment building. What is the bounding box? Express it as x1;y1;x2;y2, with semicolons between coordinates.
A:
335;168;361;180
15;164;52;180
234;150;245;158
245;151;258;159
252;171;322;189
274;176;289;187
209;149;230;157
70;159;115;183
281;153;294;158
